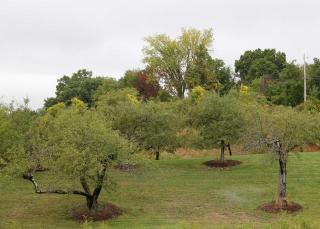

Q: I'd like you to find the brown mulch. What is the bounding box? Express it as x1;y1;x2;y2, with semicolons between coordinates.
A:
259;201;302;213
203;160;242;168
114;163;139;172
71;203;123;221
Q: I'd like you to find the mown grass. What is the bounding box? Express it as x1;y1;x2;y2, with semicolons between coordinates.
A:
1;152;320;228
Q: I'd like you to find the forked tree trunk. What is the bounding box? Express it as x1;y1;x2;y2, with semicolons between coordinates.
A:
220;140;225;162
86;195;98;210
24;163;108;212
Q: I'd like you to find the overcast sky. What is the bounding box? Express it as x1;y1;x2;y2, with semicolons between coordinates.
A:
0;0;319;109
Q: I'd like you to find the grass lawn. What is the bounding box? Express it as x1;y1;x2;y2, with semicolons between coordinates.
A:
1;152;320;229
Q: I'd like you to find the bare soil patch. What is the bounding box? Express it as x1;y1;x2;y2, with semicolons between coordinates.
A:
203;160;242;168
259;201;302;213
71;203;122;221
114;163;138;172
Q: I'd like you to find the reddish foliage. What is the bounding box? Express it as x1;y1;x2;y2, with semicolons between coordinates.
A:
134;72;159;100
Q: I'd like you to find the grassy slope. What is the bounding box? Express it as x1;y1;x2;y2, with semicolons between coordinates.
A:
1;152;320;229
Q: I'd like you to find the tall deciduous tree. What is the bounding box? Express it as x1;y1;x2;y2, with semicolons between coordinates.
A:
186;45;234;95
143;28;214;98
44;69;104;108
235;49;287;84
267;62;304;106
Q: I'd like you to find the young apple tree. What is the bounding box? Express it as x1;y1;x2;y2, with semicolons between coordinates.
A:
22;98;130;211
244;105;317;208
112;101;180;160
190;94;244;162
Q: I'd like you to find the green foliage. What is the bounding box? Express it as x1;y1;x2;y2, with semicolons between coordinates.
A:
0;106;15;160
189;86;206;101
119;70;140;88
189;94;244;148
46;104;130;182
143;28;214;98
95;88;139;122
235;48;287;84
93;77;120;101
296;98;320;113
267;62;303;106
0;101;39;174
243;104;317;155
110;101;180;155
44;69;104;108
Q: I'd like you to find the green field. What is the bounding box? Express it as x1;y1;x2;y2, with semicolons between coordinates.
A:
1;152;320;229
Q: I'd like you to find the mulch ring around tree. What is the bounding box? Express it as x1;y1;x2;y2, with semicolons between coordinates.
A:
258;201;302;213
114;163;139;172
203;159;242;168
71;203;123;221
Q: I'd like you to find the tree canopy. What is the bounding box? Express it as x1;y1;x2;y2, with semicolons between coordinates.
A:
235;49;287;84
143;28;216;98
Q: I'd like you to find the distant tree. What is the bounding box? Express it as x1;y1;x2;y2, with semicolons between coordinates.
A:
119;70;159;100
210;58;234;95
267;62;304;106
44;69;104;108
119;70;140;88
308;58;320;100
184;45;234;95
135;71;159;100
235;49;287;84
95;88;139;122
23;99;130;211
185;44;221;92
143;28;214;98
93;77;120;102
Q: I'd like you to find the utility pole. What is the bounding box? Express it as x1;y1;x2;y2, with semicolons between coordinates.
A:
304;54;307;103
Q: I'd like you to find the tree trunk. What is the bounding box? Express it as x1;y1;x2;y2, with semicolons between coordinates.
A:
275;140;287;208
277;156;287;207
220;140;225;162
86;195;98;211
155;151;160;160
227;143;232;156
85;163;107;211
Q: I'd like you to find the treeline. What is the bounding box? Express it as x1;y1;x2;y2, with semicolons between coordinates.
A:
42;28;320;110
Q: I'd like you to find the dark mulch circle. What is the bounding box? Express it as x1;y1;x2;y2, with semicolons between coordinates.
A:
114;163;139;172
71;203;123;221
203;159;242;168
259;201;302;213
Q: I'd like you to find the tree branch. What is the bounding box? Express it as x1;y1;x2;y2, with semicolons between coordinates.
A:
23;174;91;198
